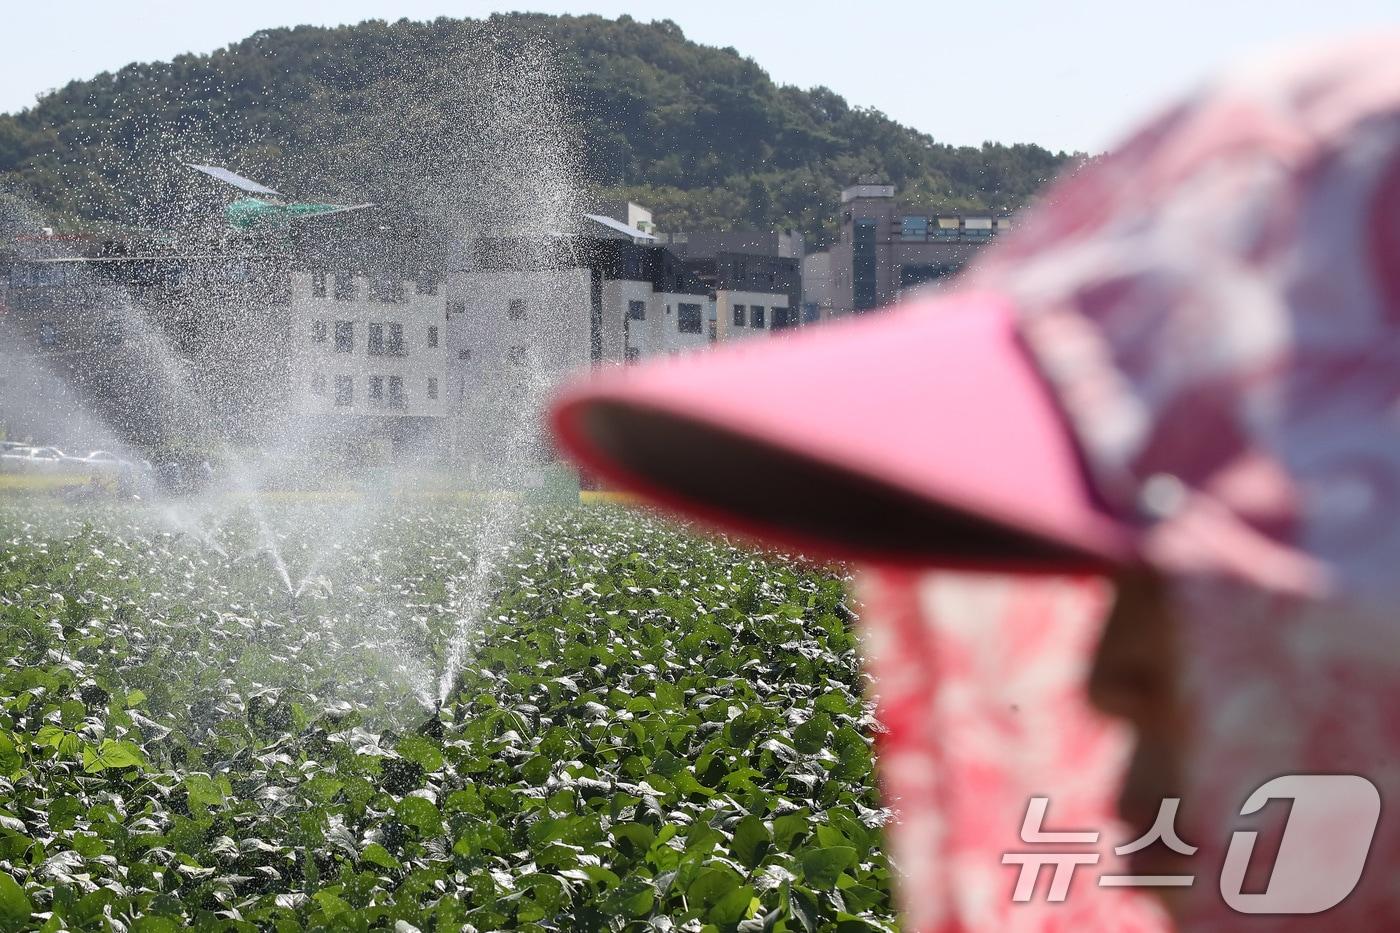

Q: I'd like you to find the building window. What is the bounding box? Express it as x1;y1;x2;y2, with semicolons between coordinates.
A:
853;219;878;311
427;325;439;348
334;375;353;406
369;375;384;401
708;321;717;343
312;320;328;342
387;322;404;355
388;376;404;408
311;271;327;298
334;273;356;301
458;349;471;361
335;321;353;352
447;299;465;317
38;323;57;349
772;307;793;330
416;272;438;295
370;275;405;303
368;322;384;355
624;346;640;363
677;303;703;334
751;306;766;329
899;264;961;291
900;216;929;241
506;346;526;365
311;372;326;395
508;298;526;320
732;304;746;327
628;300;646;321
427;377;439;400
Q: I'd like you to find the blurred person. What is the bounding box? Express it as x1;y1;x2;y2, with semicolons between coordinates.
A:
550;35;1400;931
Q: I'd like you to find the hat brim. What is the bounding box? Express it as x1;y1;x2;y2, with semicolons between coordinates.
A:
549;290;1137;572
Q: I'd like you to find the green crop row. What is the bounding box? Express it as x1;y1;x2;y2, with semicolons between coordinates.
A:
0;501;896;932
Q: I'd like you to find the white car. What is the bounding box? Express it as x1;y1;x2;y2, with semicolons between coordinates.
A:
79;450;129;471
0;447;67;472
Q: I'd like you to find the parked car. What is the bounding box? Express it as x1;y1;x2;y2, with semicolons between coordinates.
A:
0;447;68;473
78;450;129;471
29;448;69;470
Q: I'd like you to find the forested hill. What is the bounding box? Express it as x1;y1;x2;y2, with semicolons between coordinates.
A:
0;13;1075;241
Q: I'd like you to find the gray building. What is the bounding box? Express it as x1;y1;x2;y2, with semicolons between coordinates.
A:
806;181;1012;318
658;229;803;328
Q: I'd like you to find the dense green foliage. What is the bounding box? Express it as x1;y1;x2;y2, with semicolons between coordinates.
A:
0;500;894;930
0;13;1071;241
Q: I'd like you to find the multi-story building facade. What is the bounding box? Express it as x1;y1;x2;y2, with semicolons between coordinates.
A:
444;266;591;463
659;229;802;330
805;181;1012;317
580;238;715;361
2;243;293;448
1;204;813;463
290;270;448;455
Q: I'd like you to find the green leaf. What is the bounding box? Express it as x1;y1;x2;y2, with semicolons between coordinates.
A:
731;815;770;869
131;918;180;933
789;884;821;933
0;873;31;930
395;736;443;773
687;866;741;908
602;876;655;917
834;918;894;932
520;755;552;785
123;689;146;708
671;770;715;798
312;890;350;917
0;736;18;780
709;884;755;925
772;811;812;851
792;713;832;754
360;842;402;871
184;773;226;813
799;846;857;888
395;796;441;836
81;739;144;773
34;727;79;758
611;821;656;856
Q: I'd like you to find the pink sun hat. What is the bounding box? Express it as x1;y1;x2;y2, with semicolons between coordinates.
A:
551;33;1400;594
550;292;1134;570
552;33;1400;930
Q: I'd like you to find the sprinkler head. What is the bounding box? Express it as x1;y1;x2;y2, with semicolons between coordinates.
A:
419;706;446;740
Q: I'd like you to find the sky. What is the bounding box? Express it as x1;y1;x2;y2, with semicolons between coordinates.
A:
4;1;1399;153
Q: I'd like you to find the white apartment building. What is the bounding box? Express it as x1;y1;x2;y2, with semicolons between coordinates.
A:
443;267;591;461
291;271;448;452
715;289;792;341
285;238;796;462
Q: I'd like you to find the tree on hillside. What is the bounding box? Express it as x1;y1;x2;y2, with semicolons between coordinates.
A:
0;14;1077;241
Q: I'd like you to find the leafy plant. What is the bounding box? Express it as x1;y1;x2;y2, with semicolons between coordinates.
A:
0;500;895;930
